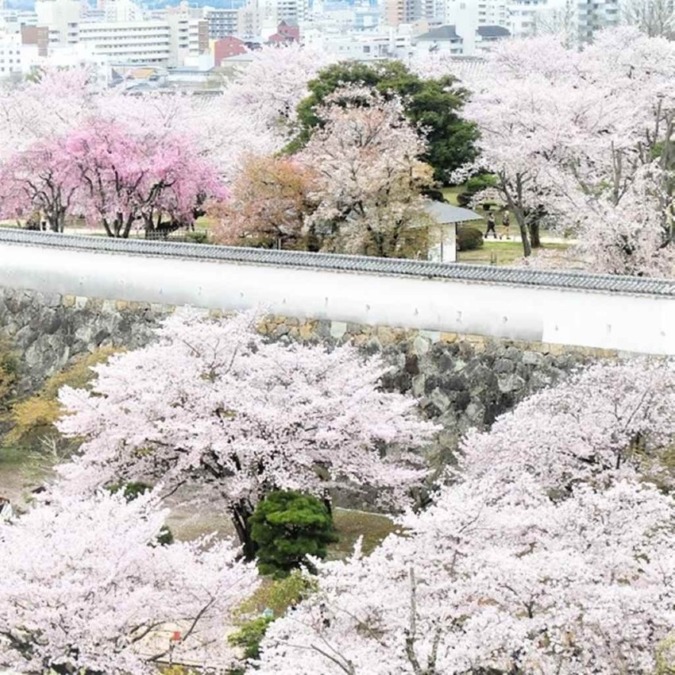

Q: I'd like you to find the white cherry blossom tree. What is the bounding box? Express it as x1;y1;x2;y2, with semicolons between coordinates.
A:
256;360;675;674
56;310;437;558
0;490;257;674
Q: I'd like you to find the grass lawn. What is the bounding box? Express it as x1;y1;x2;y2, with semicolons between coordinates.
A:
459;241;570;266
442;186;463;206
329;507;398;558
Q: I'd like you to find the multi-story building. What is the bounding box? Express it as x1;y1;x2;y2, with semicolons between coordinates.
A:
104;0;143;23
0;32;39;79
576;0;618;41
35;0;82;46
77;21;171;63
237;0;307;39
167;14;209;64
206;7;240;38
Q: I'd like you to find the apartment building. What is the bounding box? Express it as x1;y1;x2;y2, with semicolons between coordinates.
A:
206;7;240;38
576;0;618;41
0;32;38;78
35;0;82;45
77;21;171;63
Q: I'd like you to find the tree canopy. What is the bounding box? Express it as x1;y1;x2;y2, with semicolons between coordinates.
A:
290;60;478;184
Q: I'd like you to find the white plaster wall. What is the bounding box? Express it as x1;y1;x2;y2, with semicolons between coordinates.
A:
0;243;673;355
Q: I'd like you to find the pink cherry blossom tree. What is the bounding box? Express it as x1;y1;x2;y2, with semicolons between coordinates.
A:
0;490;257;674
300;85;432;257
256;360;675;674
65;119;225;238
0;137;78;232
56;310;437;559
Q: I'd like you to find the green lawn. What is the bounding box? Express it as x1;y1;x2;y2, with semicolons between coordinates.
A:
459;241;570;266
329;507;398;558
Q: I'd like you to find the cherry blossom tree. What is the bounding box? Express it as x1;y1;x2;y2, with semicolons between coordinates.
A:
301;85;432;257
622;0;675;37
212;154;318;249
0;137;78;232
258;478;675;675
459;359;675;492
256;360;675;674
0;68;96;160
459;29;675;274
221;44;336;148
65;119;225;238
0;490;257;674
56;310;437;558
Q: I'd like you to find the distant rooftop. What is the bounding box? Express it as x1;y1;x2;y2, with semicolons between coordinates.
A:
477;25;511;38
416;25;461;41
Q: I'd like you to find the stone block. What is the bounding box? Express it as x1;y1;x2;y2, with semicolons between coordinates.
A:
330;321;347;340
420;330;441;343
430;388;451;412
412;374;426;398
493;358;515;374
522;350;544;366
412;335;431;356
376;325;401;344
498;374;526;393
298;321;317;341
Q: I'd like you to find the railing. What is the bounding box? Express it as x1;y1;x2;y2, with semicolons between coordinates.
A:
1;227;674;298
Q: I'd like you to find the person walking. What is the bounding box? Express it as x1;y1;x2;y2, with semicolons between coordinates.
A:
485;213;498;239
502;211;511;240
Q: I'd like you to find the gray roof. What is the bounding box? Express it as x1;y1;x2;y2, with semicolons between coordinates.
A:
477;25;511;38
416;25;461;41
0;228;674;298
424;201;482;224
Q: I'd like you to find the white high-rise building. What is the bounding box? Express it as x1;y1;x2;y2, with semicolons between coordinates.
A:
576;0;619;41
76;15;207;65
528;0;618;42
35;0;82;45
0;32;39;79
104;0;143;23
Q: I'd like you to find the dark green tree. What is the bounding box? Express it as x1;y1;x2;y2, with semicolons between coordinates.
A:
289;60;478;184
250;491;339;578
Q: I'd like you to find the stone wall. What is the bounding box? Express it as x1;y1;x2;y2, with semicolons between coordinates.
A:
0;288;170;395
0;288;615;460
256;316;613;462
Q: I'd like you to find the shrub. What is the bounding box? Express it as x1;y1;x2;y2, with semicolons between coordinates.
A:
229;616;273;661
236;571;316;618
0;340;19;414
457;226;484;252
250;491;338;578
6;347;117;448
185;230;209;244
229;572;316;667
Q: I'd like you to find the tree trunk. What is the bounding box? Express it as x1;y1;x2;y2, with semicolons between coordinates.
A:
514;209;532;257
528;219;541;249
230;500;257;561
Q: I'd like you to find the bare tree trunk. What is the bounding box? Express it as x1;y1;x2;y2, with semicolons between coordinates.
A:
528;219;541;249
230;499;257;561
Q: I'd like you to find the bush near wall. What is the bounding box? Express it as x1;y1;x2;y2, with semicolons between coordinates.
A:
0;340;19;414
5;346;118;450
457;226;484;252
